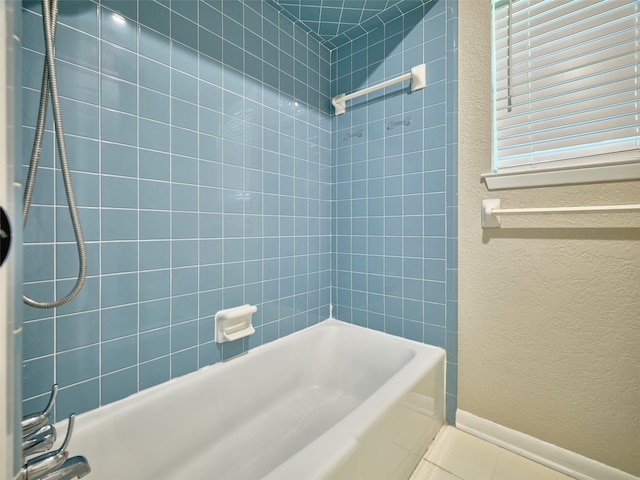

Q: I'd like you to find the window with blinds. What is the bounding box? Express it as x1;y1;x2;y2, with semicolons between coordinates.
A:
488;0;639;188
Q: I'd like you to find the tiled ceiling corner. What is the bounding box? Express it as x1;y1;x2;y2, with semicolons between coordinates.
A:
267;0;428;49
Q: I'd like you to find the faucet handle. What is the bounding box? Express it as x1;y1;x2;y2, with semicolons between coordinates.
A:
22;424;57;458
22;414;75;480
22;384;58;437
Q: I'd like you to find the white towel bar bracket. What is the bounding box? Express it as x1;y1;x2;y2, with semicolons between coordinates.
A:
482;199;503;228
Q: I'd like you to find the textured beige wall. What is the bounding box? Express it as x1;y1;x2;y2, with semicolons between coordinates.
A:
457;0;640;476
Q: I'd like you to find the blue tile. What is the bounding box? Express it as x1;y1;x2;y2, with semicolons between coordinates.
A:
171;183;198;211
404;319;424;342
171;11;198;49
424;280;446;304
172;267;198;296
101;241;138;274
57;0;98;35
102;209;138;241
102;142;137;178
384;315;403;337
199;135;223;164
102;303;138;340
221;337;244;360
101;367;137;405
101;109;137;146
23;319;54;360
171;39;199;75
101;41;137;83
139;57;170;93
140;269;171;301
102;0;137;22
22;90;51;133
56;276;100;316
446;326;458;361
140;149;170;181
56;24;99;71
22;356;54;400
102;7;138;52
199;186;223;213
140;328;170;362
171;69;198;104
223;261;244;287
446;238;458;269
446;268;458;302
64;135;100;173
101;273;138;308
56;311;100;352
424;192;446;215
446;394;457;426
102;336;137;374
140;299;171;332
140;87;170;123
172;155;198;185
172;212;198;239
424;259;446;282
199;264;222;291
171;293;198;324
424;324;445;348
171;320;198;352
23;287;50;317
55;171;99;208
424;302;445;327
57;97;99;139
172;0;198;22
24;244;54;283
57;60;100;105
200;2;222;34
140;210;170;240
54;379;99;422
172;127;199;158
140;241;171;270
139;3;170;36
140;180;170;210
171;348;198;377
140;357;170;390
102;176;138;208
22;10;45;53
446;361;458;396
56;345;99;387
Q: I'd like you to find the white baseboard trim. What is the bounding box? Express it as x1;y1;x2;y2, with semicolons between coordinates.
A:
456;410;639;480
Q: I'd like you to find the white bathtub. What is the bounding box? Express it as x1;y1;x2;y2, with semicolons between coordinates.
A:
64;318;445;480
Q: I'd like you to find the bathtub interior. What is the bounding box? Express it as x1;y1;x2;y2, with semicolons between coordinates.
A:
63;320;444;480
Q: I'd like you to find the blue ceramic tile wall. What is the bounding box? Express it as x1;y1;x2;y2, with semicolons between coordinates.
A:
21;0;332;421
330;0;458;423
20;0;458;425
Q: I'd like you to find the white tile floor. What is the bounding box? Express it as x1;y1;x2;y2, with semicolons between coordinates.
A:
410;427;575;480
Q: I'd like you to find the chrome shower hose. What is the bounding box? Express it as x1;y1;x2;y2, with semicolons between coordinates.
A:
23;0;87;308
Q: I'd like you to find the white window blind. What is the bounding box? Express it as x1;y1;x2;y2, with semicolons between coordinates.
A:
493;0;639;173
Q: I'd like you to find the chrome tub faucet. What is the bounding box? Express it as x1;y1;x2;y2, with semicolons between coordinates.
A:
20;385;91;480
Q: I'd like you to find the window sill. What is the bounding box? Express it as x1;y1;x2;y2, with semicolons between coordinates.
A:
481;160;640;190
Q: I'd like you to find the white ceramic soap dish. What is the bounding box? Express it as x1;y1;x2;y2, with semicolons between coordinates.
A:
214;304;257;343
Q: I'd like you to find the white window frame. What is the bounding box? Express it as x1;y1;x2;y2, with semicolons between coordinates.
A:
483;0;640;190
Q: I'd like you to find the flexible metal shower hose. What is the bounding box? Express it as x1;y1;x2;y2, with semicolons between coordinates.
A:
23;0;87;308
